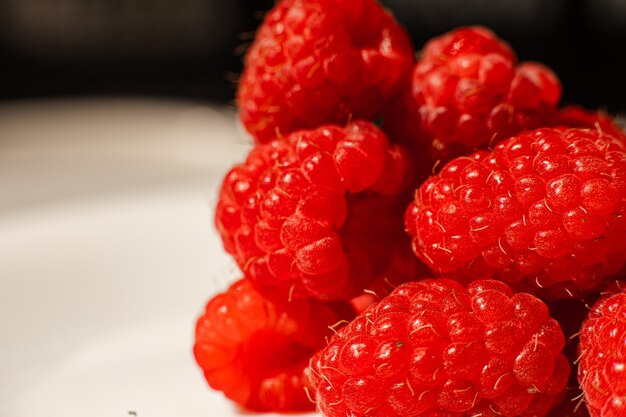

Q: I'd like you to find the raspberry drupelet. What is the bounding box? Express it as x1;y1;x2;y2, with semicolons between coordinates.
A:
309;278;570;417
405;127;626;298
193;278;353;412
384;26;561;171
237;0;414;143
578;282;626;417
216;121;414;301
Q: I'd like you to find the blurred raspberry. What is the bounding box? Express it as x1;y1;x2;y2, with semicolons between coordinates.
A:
556;105;626;142
193;278;353;411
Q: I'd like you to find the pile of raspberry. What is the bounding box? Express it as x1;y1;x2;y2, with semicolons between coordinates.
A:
192;1;626;416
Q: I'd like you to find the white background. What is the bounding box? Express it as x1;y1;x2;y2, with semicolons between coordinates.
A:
0;100;316;417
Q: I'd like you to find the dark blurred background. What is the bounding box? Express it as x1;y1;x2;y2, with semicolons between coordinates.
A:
0;0;625;113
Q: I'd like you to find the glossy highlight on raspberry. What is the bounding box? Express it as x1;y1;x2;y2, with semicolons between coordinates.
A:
216;121;414;301
406;127;626;298
309;278;569;417
385;26;561;169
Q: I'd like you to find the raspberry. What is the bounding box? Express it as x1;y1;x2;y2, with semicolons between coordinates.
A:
193;278;352;412
405;127;626;298
309;278;569;417
215;121;413;301
237;0;414;143
578;283;626;417
556;106;626;143
384;26;561;171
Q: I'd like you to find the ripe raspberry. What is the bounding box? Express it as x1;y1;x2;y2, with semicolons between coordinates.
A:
193;278;352;412
405;127;626;298
384;26;561;170
578;283;626;417
215;121;413;301
237;0;414;143
556;106;626;143
309;278;569;417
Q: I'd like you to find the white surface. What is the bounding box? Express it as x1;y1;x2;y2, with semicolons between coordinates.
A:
0;99;314;417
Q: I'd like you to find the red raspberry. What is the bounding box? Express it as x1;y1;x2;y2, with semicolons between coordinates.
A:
405;127;626;298
193;278;352;412
578;283;626;417
237;0;414;143
556;106;626;143
309;278;570;417
384;26;561;171
215;121;413;301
